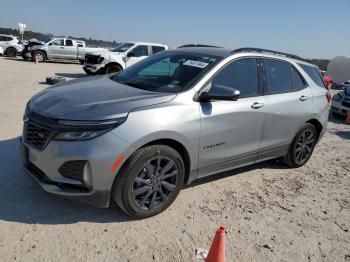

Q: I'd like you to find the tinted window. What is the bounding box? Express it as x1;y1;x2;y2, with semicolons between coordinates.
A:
211;58;259;98
291;67;306;91
111;43;134;52
298;64;326;88
152;46;165;54
132;45;149;57
65;40;73;46
51;39;64;46
0;36;5;41
265;59;293;94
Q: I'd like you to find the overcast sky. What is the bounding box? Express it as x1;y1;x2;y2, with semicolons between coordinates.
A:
0;0;349;58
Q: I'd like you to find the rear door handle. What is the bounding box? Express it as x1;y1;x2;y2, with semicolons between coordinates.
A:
300;95;309;101
251;102;265;109
60;46;64;49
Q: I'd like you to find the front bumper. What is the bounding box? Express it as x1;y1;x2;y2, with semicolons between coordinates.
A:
83;63;105;74
20;129;132;207
331;100;350;116
22;50;33;60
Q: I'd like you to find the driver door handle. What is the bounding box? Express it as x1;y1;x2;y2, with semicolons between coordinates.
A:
60;46;64;49
251;102;265;109
300;95;309;101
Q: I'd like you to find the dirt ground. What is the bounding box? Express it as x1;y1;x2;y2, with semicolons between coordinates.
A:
0;56;349;262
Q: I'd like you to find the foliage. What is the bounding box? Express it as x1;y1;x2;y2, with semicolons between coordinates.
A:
0;27;119;48
305;59;329;71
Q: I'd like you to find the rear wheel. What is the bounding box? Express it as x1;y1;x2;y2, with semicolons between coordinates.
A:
113;145;185;219
33;51;46;62
5;48;17;57
283;123;317;168
105;64;122;75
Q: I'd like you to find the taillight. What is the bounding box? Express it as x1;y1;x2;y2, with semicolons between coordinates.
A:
326;92;332;103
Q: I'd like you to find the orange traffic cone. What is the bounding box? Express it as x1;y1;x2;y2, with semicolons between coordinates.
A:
346;112;350;124
205;227;226;262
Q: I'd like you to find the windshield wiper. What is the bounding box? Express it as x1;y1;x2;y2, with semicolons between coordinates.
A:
115;79;158;91
115;80;148;90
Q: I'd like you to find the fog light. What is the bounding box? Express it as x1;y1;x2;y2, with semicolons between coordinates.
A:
83;162;93;187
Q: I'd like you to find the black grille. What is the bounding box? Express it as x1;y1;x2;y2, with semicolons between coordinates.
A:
85;54;101;64
59;161;87;182
24;121;51;150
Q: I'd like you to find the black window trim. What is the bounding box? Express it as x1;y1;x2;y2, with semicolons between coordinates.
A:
262;57;308;96
196;56;264;101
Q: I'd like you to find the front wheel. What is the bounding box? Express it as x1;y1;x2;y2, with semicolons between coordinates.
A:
5;48;17;57
105;64;122;75
33;51;46;62
283;123;317;168
112;145;185;219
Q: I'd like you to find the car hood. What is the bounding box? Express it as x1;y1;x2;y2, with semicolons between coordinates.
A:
29;76;176;121
87;50;125;57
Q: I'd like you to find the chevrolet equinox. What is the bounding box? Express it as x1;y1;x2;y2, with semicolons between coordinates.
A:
20;47;330;218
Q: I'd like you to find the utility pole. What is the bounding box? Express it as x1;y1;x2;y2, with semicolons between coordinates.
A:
18;23;26;41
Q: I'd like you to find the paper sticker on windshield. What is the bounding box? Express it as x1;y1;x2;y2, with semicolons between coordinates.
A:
184;60;209;68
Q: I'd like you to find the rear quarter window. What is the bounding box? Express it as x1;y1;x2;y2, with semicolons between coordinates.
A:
298;64;326;88
152;46;165;54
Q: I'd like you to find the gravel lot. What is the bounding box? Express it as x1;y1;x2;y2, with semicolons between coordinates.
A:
0;56;349;262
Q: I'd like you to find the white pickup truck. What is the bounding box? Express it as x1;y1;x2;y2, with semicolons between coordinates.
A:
83;42;168;75
22;38;106;63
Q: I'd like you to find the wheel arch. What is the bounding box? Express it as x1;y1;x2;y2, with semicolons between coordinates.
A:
143;138;191;184
106;62;123;70
5;46;17;55
306;118;323;140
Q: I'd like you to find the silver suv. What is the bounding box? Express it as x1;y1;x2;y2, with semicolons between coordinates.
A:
0;34;24;57
20;47;330;218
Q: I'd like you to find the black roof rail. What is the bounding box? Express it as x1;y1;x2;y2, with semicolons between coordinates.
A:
178;44;222;48
231;47;306;62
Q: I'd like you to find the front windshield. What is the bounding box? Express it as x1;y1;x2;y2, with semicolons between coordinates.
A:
111;43;134;53
112;51;221;93
42;38;53;44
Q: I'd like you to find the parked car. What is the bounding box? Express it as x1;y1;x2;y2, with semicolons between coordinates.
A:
0;34;24;57
83;42;168;75
331;86;350;117
345;80;350;88
320;70;332;89
21;47;329;218
22;38;106;63
0;46;4;56
331;82;346;90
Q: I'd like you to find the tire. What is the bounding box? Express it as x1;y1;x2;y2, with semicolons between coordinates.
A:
105;64;122;75
33;51;46;62
46;76;66;85
79;60;85;65
112;145;185;219
282;123;317;168
5;48;17;57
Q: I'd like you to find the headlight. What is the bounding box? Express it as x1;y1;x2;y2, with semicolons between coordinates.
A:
332;94;342;102
53;117;126;141
23;100;31;120
54;130;109;140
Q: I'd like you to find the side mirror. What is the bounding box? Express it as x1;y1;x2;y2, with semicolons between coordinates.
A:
127;52;135;58
199;84;240;102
